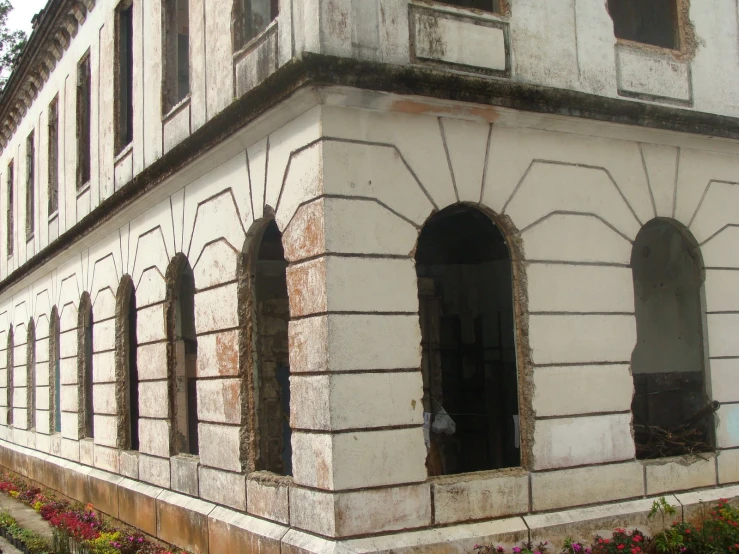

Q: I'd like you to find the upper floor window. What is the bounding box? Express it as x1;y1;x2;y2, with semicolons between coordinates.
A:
6;160;14;257
116;0;134;152
48;98;59;215
77;53;92;188
163;0;190;113
25;131;35;240
233;0;278;51
607;0;679;50
439;0;500;13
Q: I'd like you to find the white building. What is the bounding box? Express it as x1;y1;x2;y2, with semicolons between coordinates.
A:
0;0;736;552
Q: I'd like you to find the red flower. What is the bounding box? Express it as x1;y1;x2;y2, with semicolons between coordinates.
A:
617;545;625;550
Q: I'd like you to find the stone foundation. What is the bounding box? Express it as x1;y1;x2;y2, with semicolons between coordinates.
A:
1;441;738;553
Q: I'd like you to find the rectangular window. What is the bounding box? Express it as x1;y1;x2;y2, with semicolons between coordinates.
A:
163;0;189;113
6;161;13;257
25;131;35;240
116;1;134;152
608;0;680;50
77;52;92;188
48;97;59;215
439;0;500;13
234;0;279;50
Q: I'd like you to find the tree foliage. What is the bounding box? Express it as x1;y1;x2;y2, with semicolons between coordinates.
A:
0;0;27;92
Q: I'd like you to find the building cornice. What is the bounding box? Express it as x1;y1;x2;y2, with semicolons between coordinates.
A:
2;51;739;295
0;0;95;151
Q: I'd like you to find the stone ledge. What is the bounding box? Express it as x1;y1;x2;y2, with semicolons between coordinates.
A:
526;496;679;549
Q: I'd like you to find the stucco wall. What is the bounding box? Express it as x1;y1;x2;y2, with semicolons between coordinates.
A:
4;0;739;292
0;99;736;551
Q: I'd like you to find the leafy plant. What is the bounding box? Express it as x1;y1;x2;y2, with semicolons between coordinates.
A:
474;540;549;554
0;0;26;91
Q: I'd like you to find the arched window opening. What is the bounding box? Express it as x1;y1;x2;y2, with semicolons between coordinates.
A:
50;308;61;434
79;294;94;439
249;220;291;476
631;219;713;459
6;327;13;427
117;277;140;451
416;205;520;476
169;257;199;456
233;0;278;51
27;320;35;431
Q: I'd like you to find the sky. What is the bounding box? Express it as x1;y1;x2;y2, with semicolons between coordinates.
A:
7;0;48;35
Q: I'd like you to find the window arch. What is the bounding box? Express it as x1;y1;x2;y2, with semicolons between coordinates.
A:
49;307;61;434
232;0;278;51
416;205;521;476
79;293;94;439
242;219;291;475
167;255;199;456
26;320;35;431
630;219;713;459
6;326;13;427
116;276;140;450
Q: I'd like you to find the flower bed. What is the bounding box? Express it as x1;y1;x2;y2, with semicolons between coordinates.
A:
474;496;739;554
0;472;188;554
0;509;51;554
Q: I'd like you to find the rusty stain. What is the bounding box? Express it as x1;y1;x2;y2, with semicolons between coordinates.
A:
286;259;327;318
390;99;500;123
216;332;239;376
282;199;325;263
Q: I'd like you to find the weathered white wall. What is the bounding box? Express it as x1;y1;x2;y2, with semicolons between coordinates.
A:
3;0;739;288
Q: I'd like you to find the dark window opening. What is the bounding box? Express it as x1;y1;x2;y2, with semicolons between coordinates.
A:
127;288;139;450
439;0;500;13
163;0;190;113
416;205;520;476
233;0;279;51
79;294;94;438
118;277;140;450
169;258;198;456
7;161;14;257
6;327;13;426
631;219;714;459
116;1;134;152
607;0;680;50
50;307;61;434
27;320;35;431
76;53;92;188
252;221;291;476
25;132;35;240
48;98;59;215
